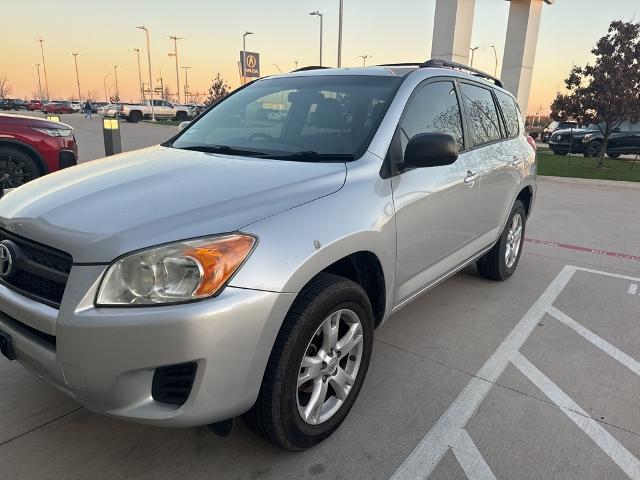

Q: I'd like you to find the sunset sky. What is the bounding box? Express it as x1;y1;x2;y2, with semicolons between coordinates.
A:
1;0;638;113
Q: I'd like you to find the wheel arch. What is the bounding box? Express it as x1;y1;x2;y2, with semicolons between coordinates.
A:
0;139;47;175
516;185;533;218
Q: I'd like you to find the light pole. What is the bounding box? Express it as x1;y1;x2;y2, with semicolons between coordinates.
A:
272;63;283;73
490;45;498;77
293;60;300;70
309;10;323;66
111;65;120;100
131;48;144;103
32;63;43;100
103;73;111;102
359;54;372;66
36;37;50;100
337;0;344;67
242;31;254;85
470;46;480;67
137;26;155;121
181;66;191;103
168;35;184;104
70;53;81;101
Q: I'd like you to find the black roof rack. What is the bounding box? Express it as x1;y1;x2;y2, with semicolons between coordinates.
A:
292;66;331;72
420;59;503;87
377;63;423;67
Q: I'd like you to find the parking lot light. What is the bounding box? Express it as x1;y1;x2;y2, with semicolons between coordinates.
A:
32;63;43;100
103;73;111;103
168;36;184;104
130;48;144;103
309;10;323;66
137;25;155;121
70;53;81;101
359;54;372;66
35;37;50;101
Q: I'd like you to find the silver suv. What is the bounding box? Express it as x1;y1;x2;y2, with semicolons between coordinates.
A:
0;60;535;450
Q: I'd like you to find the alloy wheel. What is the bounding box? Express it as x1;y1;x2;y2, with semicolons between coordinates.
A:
505;213;523;269
296;308;364;426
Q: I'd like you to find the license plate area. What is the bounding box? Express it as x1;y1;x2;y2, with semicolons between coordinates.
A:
0;329;16;360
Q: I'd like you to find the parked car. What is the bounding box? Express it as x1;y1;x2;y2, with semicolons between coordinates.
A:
118;99;190;122
0;60;535;450
187;103;206;119
27;100;45;111
97;103;118;117
548;125;593;155
42;101;74;114
542;120;579;143
91;101;107;114
0;113;77;187
582;121;640;158
69;102;82;113
0;99;22;111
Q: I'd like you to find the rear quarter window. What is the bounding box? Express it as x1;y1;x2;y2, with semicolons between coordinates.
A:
460;83;502;146
495;90;520;138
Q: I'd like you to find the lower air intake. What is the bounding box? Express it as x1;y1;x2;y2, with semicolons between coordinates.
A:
151;362;197;406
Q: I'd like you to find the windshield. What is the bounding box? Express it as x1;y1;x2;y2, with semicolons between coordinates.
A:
172;75;402;159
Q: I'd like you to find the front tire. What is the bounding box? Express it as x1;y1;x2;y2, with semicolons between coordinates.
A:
477;200;526;281
128;111;142;123
244;273;374;450
0;147;40;187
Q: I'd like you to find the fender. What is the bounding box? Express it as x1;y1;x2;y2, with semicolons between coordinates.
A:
0;138;47;174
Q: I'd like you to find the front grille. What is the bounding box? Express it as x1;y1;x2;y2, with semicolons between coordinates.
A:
152;363;198;406
0;230;73;308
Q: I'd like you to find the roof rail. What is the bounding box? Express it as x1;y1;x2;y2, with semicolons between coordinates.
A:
420;59;503;87
292;66;331;72
376;63;423;67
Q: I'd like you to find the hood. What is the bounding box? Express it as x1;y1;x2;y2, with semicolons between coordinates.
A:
0;146;346;262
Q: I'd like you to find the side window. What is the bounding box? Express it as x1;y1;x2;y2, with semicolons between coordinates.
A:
460;83;502;146
399;81;464;154
495;90;520;138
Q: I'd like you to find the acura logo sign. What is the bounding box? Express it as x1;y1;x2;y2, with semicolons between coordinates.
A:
0;243;14;277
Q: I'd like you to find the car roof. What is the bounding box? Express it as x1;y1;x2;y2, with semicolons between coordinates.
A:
260;63;516;100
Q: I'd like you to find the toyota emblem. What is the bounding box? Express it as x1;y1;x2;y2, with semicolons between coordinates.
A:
0;244;13;277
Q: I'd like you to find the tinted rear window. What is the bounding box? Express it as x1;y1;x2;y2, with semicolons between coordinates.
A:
460;83;502;146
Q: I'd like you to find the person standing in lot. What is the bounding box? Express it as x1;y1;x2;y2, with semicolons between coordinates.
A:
83;100;92;119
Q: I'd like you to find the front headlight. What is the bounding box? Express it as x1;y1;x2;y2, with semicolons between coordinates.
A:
583;133;595;142
32;127;73;137
96;234;256;306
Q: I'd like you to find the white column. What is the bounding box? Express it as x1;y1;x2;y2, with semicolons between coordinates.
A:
501;0;552;112
431;0;476;65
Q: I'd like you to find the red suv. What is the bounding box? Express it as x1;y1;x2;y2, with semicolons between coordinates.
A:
0;113;78;187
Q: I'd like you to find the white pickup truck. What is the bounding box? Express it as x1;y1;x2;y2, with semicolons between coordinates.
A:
118;100;190;123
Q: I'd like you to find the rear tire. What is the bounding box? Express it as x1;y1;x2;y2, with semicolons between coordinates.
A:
607;153;621;159
552;150;568;156
0;147;40;187
128;111;142;123
243;273;374;450
477;200;526;281
175;111;188;121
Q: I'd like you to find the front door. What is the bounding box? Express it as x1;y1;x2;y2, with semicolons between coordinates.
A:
392;80;481;307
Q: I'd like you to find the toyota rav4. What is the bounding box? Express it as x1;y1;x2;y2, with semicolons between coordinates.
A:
0;60;535;450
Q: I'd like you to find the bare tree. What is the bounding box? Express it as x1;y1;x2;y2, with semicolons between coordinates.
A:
0;76;12;99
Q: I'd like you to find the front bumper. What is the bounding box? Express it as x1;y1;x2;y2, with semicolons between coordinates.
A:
0;264;295;427
548;138;583;154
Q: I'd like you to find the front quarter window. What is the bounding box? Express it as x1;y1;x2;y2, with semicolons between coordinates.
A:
172;75;402;160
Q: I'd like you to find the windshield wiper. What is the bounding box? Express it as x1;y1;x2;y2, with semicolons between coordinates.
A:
173;145;269;157
262;151;355;162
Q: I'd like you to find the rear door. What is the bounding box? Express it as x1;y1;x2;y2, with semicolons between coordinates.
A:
459;83;522;244
392;79;481;306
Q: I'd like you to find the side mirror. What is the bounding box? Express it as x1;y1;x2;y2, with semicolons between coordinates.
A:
404;133;459;169
178;121;190;132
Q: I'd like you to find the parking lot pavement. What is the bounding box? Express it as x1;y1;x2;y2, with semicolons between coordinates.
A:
12;111;177;162
1;177;639;480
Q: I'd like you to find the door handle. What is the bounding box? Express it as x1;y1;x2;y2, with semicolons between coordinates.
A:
512;158;523;167
464;171;479;185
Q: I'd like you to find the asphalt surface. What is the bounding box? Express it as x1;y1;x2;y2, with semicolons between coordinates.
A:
1;115;640;479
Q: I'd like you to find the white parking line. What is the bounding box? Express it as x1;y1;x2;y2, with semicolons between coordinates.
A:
629;284;638;295
512;353;640;480
548;306;640;377
389;265;576;480
390;265;640;480
451;430;497;480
